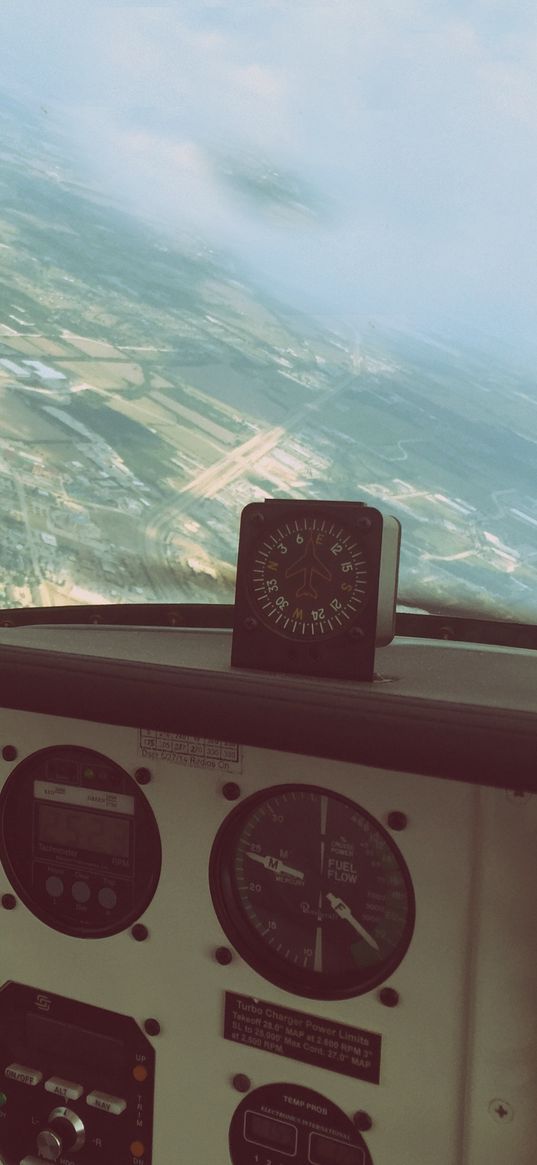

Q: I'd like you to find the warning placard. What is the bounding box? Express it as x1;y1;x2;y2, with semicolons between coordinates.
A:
224;992;381;1084
138;729;242;772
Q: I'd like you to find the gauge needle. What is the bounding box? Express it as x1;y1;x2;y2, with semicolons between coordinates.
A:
326;893;380;951
246;852;304;879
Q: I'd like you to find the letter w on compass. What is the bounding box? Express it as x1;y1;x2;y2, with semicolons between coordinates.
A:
285;533;332;598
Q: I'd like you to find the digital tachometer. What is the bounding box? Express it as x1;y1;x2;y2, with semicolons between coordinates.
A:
0;746;161;938
209;785;415;999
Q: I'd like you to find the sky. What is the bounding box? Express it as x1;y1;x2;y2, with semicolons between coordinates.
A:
1;1;536;349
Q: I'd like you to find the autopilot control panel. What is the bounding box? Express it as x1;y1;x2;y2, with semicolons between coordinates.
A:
0;982;153;1165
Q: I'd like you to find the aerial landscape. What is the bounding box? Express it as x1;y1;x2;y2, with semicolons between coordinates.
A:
1;90;537;623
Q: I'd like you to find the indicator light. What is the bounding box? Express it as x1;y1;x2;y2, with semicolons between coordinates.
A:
130;1140;145;1157
132;1065;148;1082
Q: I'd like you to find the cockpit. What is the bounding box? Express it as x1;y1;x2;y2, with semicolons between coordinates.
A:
0;4;535;1162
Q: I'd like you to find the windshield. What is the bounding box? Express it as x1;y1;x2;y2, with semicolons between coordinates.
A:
1;2;536;623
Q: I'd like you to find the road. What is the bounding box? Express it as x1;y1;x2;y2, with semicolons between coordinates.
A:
12;473;54;605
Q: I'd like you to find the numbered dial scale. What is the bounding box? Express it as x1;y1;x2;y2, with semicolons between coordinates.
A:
231;502;385;679
209;785;415;999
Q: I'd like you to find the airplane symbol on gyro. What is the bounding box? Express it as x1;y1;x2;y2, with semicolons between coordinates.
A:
285;533;332;599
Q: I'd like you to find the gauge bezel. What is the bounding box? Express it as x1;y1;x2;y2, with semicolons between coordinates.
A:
231;502;383;679
209;783;415;1000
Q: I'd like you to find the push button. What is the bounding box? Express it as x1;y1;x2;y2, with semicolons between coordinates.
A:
45;876;64;899
71;881;91;904
45;1076;84;1100
98;886;117;909
5;1063;42;1085
86;1089;127;1115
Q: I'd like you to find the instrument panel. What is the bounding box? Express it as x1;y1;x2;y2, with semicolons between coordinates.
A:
0;625;533;1165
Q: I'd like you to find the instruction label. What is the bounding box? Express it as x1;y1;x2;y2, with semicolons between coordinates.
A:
138;729;242;772
224;992;381;1084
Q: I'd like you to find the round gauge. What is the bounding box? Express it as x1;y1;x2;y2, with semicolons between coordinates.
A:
230;1082;373;1165
209;784;415;999
249;514;369;640
0;746;161;938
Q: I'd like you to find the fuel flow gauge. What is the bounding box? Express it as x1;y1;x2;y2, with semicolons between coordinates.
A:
209;785;415;999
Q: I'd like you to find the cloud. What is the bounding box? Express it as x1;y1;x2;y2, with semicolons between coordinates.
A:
233;63;286;100
3;0;537;341
479;59;537;125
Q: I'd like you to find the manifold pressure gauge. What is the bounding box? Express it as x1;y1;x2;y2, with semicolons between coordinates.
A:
209;784;415;999
231;499;399;680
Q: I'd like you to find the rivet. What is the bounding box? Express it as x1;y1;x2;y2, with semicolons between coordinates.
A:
232;1074;251;1093
387;811;407;831
144;1018;161;1036
215;947;233;965
131;924;149;942
223;782;241;801
353;1110;373;1132
379;986;399;1008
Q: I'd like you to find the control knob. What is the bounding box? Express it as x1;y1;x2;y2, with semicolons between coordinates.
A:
36;1106;85;1161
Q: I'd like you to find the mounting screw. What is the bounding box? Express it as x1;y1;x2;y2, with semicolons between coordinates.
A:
131;924;149;942
378;986;399;1008
222;782;241;801
1;745;17;762
356;516;372;531
215;947;233;965
134;767;151;785
349;626;365;641
250;510;265;525
244;616;258;631
353;1111;373;1132
144;1018;161;1037
387;811;408;831
1;894;16;910
488;1098;513;1123
438;624;455;640
232;1074;251;1093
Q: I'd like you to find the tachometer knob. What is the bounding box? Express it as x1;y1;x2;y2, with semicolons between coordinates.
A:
36;1107;85;1159
36;1126;63;1161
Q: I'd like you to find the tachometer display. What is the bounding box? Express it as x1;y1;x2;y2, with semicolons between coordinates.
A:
209;785;415;999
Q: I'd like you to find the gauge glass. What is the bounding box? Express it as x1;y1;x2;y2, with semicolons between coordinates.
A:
249;516;369;640
210;784;415;999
